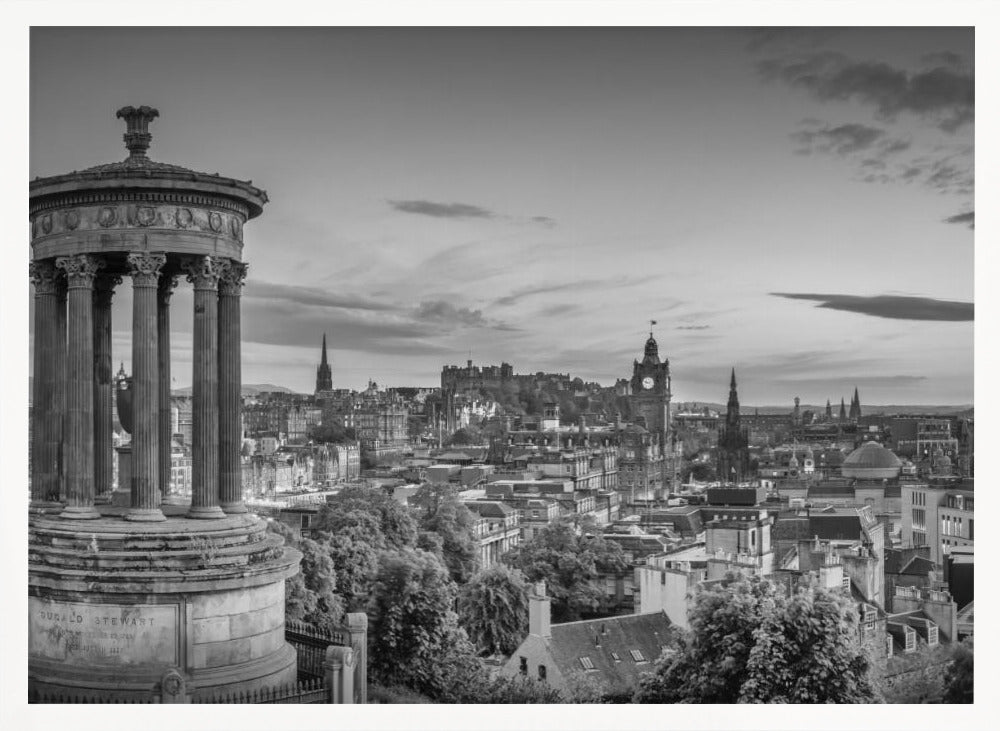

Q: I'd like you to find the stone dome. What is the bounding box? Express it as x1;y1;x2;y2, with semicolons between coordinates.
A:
842;440;902;479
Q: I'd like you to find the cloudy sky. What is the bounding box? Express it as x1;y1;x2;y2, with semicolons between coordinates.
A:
29;27;974;405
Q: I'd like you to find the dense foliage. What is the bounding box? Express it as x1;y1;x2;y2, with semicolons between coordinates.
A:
367;547;479;698
503;517;629;621
308;422;357;445
420;494;480;584
315;485;419;549
943;639;973;703
634;574;877;703
458;564;529;656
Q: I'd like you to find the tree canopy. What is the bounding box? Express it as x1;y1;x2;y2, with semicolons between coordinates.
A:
367;547;479;699
308;422;357;445
943;639;973;703
634;574;877;704
314;485;418;550
458;564;529;656
502;517;629;621
420;494;480;584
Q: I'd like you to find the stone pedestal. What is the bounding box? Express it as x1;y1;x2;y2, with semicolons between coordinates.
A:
29;509;300;702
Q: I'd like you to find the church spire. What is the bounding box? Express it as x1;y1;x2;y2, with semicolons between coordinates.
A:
839;397;847;421
315;333;333;394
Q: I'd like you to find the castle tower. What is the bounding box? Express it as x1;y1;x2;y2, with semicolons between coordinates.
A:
315;333;333;394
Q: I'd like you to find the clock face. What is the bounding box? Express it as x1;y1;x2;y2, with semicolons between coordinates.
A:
642;376;654;390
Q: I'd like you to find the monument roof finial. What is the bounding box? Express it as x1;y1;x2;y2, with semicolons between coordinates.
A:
115;105;160;160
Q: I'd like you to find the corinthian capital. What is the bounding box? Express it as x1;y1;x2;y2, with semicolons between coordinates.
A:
158;272;180;303
182;255;222;290
56;254;104;289
217;259;249;296
93;272;124;307
29;260;60;295
127;252;168;287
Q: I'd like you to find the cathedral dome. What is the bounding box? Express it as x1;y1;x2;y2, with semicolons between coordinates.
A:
842;440;902;479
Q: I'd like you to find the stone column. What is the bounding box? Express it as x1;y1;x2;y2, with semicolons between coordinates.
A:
126;252;167;522
29;261;60;503
55;279;67;501
184;256;226;519
218;259;248;513
55;254;104;519
93;273;121;503
158;273;178;500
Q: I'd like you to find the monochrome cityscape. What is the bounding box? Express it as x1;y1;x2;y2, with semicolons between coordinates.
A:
26;26;973;706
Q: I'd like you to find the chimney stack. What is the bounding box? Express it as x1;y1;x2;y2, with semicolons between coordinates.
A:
528;581;552;638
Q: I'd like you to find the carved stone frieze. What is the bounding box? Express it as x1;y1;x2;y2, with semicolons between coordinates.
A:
30;202;246;243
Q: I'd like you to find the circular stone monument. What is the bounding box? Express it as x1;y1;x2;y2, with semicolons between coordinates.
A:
28;106;301;702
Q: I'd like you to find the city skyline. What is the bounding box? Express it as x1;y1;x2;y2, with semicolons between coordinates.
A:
29;27;974;404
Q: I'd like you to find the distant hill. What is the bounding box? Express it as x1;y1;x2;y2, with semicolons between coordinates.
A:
172;383;301;397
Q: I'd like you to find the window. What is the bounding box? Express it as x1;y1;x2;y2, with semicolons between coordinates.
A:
579;656;595;670
519;656;528;676
538;664;547;681
610;652;621;662
630;649;646;662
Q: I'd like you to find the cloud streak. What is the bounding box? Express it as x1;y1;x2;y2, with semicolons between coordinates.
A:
244;280;396;312
388;199;555;227
943;211;974;229
494;275;660;307
758;51;974;132
771;293;973;322
413;300;518;331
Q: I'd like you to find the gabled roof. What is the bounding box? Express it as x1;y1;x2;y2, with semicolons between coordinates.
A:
547;612;677;697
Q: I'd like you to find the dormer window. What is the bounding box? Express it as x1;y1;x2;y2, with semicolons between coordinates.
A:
630;649;646;663
579;656;595;670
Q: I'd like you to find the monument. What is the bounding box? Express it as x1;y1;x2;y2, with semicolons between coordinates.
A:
28;106;302;701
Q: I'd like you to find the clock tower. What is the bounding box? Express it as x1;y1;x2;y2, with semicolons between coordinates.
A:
629;328;672;443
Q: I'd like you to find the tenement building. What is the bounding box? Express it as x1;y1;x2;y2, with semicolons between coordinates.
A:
28;106;301;702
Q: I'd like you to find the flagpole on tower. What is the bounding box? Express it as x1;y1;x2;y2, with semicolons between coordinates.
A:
649;319;657;338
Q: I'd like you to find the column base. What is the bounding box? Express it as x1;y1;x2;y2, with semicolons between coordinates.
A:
125;508;167;523
59;506;102;520
220;502;248;514
187;505;228;520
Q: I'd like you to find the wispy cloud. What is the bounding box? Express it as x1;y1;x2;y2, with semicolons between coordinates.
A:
387;199;555;227
771;292;973;322
494;275;659;307
943;210;974;229
413;300;518;331
791;122;910;156
676;325;711;331
758;51;974;132
244;280;396;312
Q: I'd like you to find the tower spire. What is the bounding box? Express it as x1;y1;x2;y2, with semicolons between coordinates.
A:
315;333;333;394
730;367;737;390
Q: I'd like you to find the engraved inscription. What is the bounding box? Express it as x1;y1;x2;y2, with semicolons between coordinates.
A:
29;598;178;666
